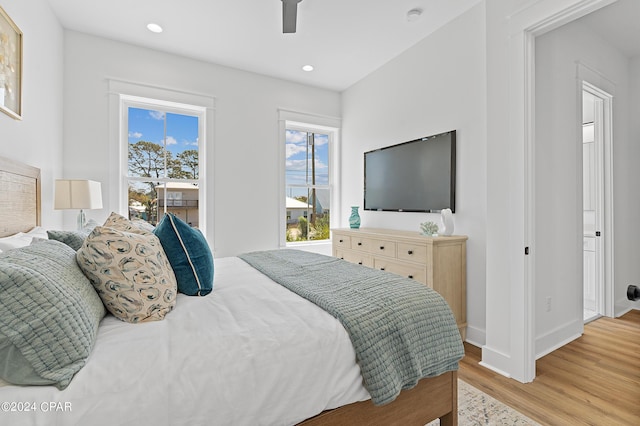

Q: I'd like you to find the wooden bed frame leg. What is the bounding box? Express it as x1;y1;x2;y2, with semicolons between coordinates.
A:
440;370;458;426
440;411;456;426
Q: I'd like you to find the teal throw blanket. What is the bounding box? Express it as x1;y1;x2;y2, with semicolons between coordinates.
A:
239;249;464;406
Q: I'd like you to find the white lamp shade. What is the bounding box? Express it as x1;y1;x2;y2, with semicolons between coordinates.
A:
54;180;103;210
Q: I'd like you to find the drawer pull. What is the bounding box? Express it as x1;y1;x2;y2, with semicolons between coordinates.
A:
357;242;362;246
340;257;344;260
380;267;385;271
407;250;413;255
339;239;343;243
408;275;414;279
379;246;385;250
358;261;363;265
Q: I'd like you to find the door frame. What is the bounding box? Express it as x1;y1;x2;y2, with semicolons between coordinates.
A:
504;0;617;382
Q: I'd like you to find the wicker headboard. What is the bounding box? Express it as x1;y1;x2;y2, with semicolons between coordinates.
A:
0;156;41;237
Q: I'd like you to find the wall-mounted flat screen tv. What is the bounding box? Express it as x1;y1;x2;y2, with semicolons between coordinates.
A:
364;130;456;213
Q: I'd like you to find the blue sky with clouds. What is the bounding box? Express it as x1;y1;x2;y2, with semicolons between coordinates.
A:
128;107;199;157
285;130;329;189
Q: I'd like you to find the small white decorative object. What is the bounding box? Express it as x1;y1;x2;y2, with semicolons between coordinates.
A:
420;221;439;236
440;208;454;236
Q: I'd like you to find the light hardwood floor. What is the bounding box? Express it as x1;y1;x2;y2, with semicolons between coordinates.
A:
458;309;640;425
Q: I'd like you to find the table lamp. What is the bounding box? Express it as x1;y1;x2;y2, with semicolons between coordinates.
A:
54;179;103;230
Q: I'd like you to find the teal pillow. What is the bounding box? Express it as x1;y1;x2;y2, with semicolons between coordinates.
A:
47;219;99;250
0;239;106;389
153;213;213;296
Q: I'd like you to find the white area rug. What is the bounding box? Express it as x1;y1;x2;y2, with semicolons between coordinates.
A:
426;380;541;426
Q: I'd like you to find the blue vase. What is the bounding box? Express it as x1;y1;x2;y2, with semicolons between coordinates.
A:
349;206;361;229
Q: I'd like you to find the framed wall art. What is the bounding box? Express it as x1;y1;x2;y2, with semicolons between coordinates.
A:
0;6;22;120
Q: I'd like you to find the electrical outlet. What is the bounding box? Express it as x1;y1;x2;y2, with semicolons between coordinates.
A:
545;297;552;312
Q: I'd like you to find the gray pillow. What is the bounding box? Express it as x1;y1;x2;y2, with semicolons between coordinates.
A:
0;239;106;389
47;219;99;250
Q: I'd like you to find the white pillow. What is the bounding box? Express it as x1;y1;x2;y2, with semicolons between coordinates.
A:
0;233;33;251
0;227;50;252
26;226;49;240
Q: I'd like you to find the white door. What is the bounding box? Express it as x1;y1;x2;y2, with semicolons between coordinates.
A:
582;85;610;322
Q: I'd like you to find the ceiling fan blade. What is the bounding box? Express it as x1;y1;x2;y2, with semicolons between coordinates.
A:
282;0;302;33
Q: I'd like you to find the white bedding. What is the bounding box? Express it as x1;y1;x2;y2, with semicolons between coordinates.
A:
0;257;370;426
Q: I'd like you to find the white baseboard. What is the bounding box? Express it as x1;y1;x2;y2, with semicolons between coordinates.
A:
615;306;632;317
480;345;512;378
464;325;486;348
535;319;582;359
615;297;640;317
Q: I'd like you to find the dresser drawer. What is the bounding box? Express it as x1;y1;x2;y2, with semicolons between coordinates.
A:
351;236;374;252
396;242;427;262
370;239;397;257
333;234;351;249
342;250;374;268
373;258;427;285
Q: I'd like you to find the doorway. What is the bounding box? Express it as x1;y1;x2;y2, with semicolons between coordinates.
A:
487;0;621;383
581;82;614;322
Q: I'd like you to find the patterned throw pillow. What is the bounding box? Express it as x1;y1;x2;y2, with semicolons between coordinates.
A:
154;213;214;296
103;211;155;234
0;239;106;389
47;219;99;250
76;226;177;323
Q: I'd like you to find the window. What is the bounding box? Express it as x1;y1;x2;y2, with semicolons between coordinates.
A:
285;128;332;243
110;81;213;239
278;110;340;248
125;100;204;228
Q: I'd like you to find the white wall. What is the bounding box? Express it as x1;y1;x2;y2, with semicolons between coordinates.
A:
62;31;341;256
0;0;64;229
341;3;487;345
484;0;520;378
534;17;635;356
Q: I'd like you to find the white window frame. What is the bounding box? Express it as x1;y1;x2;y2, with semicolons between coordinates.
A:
278;109;341;248
108;79;215;241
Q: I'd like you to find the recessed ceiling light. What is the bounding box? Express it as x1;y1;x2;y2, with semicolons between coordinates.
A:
147;23;163;33
407;8;423;22
302;65;314;72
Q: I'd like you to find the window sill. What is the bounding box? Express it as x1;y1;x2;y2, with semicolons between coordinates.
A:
285;240;332;256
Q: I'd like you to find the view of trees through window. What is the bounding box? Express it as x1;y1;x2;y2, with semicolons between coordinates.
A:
285;129;330;242
127;106;200;227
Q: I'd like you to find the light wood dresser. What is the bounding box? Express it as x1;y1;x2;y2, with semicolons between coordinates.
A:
331;228;467;340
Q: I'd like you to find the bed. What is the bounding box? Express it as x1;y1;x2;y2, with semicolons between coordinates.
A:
0;156;462;426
